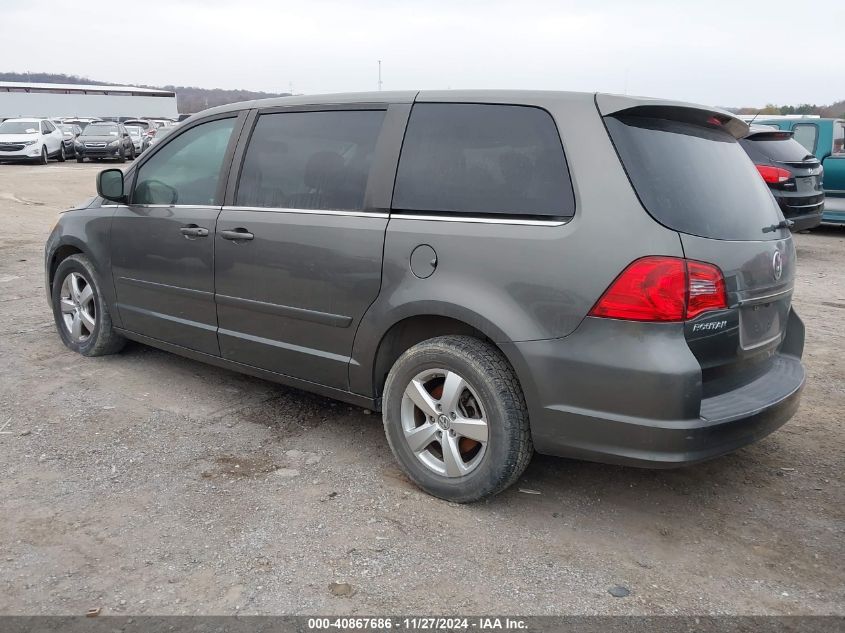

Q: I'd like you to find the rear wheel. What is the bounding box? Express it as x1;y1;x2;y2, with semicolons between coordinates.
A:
382;335;533;502
50;254;125;357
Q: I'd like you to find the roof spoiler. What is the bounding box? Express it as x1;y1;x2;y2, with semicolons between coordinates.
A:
595;93;748;139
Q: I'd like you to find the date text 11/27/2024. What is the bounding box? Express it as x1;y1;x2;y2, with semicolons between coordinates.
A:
306;617;528;630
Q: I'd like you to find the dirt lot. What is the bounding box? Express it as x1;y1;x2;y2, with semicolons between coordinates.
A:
0;162;842;615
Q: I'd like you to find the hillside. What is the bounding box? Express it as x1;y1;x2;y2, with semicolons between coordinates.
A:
0;72;290;114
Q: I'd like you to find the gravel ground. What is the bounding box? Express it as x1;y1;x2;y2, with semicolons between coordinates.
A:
0;162;842;615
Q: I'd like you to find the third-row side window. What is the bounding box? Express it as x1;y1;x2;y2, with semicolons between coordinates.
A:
236;110;386;211
393;103;575;217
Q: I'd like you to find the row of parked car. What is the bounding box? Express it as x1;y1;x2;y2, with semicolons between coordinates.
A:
0;116;179;164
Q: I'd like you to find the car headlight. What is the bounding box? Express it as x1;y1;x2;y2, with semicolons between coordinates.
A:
108;139;120;147
23;139;37;146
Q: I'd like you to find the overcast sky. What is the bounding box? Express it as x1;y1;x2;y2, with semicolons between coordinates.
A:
2;0;842;107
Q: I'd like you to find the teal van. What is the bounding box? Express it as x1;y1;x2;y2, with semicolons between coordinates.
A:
758;118;845;224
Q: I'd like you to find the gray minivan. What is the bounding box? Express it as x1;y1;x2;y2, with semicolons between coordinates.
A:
45;91;805;502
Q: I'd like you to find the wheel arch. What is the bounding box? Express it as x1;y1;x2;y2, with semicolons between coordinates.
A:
350;303;524;405
47;239;89;291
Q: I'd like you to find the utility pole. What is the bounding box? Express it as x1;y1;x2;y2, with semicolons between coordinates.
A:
378;60;382;91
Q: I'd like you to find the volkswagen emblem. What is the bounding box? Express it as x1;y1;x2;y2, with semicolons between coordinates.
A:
772;250;783;281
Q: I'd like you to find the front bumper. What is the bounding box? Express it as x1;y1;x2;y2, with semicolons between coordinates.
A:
0;144;44;160
503;311;805;467
75;145;121;157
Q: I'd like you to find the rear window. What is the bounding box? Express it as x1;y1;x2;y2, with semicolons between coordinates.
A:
605;115;782;241
393;103;574;218
740;135;815;163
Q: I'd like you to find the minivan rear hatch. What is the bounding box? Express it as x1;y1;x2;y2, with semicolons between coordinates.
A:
597;95;796;395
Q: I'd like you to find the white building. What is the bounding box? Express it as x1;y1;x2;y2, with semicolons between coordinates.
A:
0;81;178;120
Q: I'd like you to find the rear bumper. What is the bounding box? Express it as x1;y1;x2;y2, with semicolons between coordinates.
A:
789;211;823;232
503;311;805;467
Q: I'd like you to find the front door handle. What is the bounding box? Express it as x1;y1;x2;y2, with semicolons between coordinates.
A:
220;228;254;241
180;225;209;239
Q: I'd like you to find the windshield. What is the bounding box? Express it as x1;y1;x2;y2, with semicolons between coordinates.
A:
83;124;120;136
605;114;782;241
0;121;40;134
125;126;142;137
58;125;75;134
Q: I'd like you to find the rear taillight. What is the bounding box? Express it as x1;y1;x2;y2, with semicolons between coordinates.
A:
686;260;727;319
589;256;727;322
756;165;791;184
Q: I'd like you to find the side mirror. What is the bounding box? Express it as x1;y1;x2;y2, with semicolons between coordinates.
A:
97;169;125;202
123;132;129;138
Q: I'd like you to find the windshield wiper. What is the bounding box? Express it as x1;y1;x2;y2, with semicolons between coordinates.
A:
763;219;794;233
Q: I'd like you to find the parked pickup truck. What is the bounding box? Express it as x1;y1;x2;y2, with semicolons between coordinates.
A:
758;118;845;224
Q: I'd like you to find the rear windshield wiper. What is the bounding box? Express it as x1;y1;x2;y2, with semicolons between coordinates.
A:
763;219;794;233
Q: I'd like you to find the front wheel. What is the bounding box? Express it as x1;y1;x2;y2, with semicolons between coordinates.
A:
38;145;48;165
382;335;533;502
76;156;84;163
57;144;66;162
51;254;125;356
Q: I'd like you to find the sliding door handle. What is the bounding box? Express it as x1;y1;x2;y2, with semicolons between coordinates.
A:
220;228;254;241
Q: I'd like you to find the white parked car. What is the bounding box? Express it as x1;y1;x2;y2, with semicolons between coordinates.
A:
0;118;66;164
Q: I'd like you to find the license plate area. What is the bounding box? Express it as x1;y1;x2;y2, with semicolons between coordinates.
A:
795;176;818;193
739;299;789;350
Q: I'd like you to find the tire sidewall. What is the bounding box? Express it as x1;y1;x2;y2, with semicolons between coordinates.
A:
51;256;104;355
383;345;517;502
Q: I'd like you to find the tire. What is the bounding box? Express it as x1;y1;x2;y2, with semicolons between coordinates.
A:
57;144;66;162
51;254;125;357
38;145;48;165
117;149;126;163
382;335;533;502
129;146;136;160
76;156;84;163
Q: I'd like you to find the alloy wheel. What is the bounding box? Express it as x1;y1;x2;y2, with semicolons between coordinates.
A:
59;272;96;343
400;368;489;477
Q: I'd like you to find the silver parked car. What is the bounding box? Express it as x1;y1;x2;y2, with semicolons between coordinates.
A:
124;125;148;154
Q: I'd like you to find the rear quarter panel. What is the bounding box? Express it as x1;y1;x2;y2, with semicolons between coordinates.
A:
349;91;684;396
